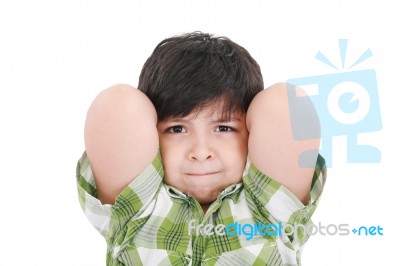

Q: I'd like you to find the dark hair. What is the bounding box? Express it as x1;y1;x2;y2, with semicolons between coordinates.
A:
138;32;264;121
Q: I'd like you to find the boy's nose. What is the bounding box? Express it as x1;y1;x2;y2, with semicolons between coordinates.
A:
188;138;214;161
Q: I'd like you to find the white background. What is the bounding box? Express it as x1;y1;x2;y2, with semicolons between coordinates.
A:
1;0;399;265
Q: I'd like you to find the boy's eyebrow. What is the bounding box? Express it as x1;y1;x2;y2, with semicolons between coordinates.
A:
211;117;242;123
164;117;242;123
165;117;192;123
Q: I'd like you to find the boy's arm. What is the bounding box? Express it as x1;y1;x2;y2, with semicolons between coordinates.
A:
246;82;320;205
84;84;159;204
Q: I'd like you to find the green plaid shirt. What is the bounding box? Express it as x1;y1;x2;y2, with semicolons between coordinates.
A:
77;152;326;266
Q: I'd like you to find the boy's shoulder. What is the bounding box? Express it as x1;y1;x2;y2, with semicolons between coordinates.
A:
77;151;326;264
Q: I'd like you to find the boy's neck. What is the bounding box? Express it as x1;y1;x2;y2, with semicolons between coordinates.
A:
201;204;210;214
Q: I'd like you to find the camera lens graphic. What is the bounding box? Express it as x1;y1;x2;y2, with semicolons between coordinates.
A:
327;81;371;125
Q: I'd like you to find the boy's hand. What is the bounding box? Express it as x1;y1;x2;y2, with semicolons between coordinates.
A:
84;84;159;204
246;82;320;205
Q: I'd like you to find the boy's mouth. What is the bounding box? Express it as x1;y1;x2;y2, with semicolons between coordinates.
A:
186;171;220;176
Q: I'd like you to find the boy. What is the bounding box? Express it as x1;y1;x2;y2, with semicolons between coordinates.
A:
77;32;326;265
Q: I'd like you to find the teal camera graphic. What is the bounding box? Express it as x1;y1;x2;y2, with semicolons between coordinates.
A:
287;40;382;167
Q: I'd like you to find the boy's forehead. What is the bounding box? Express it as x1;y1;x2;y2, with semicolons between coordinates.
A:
172;105;244;122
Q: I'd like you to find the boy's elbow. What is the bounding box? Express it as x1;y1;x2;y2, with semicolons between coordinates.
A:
247;82;320;142
84;84;159;205
246;82;320;204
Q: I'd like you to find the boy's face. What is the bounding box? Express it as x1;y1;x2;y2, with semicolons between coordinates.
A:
157;103;248;210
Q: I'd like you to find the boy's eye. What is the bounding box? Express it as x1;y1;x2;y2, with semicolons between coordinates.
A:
168;126;186;133
216;126;232;132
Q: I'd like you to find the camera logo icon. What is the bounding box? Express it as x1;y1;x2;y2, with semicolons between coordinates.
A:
287;40;382;167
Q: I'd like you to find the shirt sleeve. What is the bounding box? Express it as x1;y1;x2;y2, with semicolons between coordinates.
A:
76;151;164;246
243;154;327;247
